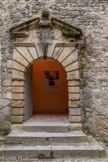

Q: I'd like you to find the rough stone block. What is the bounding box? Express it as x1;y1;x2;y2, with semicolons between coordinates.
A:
55;0;65;2
13;61;25;72
6;92;12;99
11;116;23;123
2;79;11;87
65;61;79;72
47;44;55;57
12;93;24;100
103;26;108;34
69;116;81;123
69;93;80;100
12;70;25;80
12;108;24;115
68;80;80;86
35;43;43;57
13;49;29;67
16;47;33;64
69;123;82;131
62;49;78;67
68;87;80;93
68;100;80;107
69;108;81;115
53;47;63;59
12;87;24;93
58;47;75;62
11;101;24;108
12;81;25;87
11;124;23;131
27;47;38;60
67;70;80;80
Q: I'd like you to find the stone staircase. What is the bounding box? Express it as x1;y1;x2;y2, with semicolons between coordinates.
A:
0;123;106;160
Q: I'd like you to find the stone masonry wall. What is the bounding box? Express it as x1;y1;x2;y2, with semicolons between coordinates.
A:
0;0;108;145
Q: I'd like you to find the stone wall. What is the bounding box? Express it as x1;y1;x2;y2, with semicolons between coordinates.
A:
0;0;108;145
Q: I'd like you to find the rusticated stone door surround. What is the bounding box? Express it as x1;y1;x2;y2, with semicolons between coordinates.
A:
10;10;83;129
11;43;81;128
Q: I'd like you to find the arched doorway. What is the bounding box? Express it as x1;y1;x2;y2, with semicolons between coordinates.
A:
11;10;82;128
32;60;68;114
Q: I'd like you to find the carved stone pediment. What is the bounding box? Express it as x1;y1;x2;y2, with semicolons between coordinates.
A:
10;10;82;42
10;10;82;59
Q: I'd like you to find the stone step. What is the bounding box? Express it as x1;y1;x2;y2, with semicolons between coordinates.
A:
23;115;70;132
0;142;105;159
23;124;69;132
6;131;88;145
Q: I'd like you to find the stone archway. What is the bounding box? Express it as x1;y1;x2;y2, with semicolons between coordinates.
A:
11;10;82;130
11;44;81;124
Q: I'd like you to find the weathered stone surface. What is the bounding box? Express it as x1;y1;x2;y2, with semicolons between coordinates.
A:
69;108;81;116
68;100;80;108
11;116;23;123
12;81;25;87
11;101;24;108
47;44;55;57
35;44;43;57
12;87;24;93
58;47;75;63
65;61;79;72
69;123;82;131
0;0;108;146
62;49;78;67
6;92;12;99
69;93;80;100
12;70;25;80
13;61;25;72
68;87;80;93
16;47;33;64
12;93;24;100
68;80;80;86
13;49;29;67
2;79;11;87
67;70;80;80
69;116;81;123
27;47;38;61
53;47;63;59
12;108;24;116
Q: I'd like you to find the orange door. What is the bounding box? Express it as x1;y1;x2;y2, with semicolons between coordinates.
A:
32;60;68;114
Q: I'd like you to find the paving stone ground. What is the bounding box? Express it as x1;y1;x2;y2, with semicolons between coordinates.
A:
0;158;108;162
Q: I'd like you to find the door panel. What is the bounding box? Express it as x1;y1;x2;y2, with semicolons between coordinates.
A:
33;61;68;114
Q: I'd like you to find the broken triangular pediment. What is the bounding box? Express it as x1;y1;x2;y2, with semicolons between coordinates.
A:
10;10;82;42
11;10;82;59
